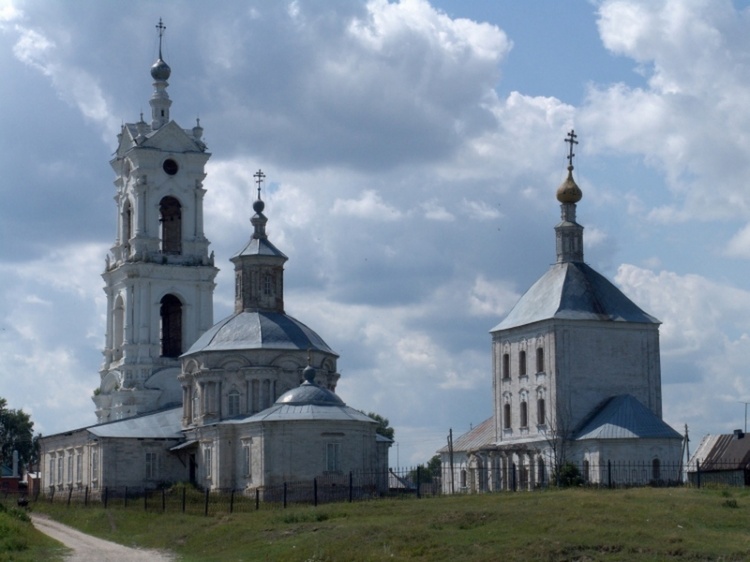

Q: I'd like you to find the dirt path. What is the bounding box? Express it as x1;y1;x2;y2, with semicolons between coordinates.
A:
31;514;176;562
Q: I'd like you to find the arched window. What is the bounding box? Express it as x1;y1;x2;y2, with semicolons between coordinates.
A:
503;403;511;429
460;469;467;489
502;353;510;379
652;458;661;481
537;398;546;425
113;295;124;361
536;347;544;373
227;389;240;417
519;350;527;376
123;200;133;243
160;294;182;357
520;401;528;428
159;196;182;254
583;460;590;482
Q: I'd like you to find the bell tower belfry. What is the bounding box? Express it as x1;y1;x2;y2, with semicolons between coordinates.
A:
93;20;218;422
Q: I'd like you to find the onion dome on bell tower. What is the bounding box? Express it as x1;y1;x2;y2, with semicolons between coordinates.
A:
555;130;584;264
150;18;172;130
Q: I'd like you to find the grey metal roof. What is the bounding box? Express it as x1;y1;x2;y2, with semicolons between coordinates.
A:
184;310;337;355
223;402;376;424
574;395;681;441
88;407;183;439
276;381;345;406
492;262;659;332
437;417;495;454
233;236;287;259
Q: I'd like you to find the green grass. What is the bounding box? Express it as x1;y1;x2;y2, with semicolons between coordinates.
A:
0;503;68;562
30;487;750;561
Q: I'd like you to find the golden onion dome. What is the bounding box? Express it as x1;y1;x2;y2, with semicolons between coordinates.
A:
556;165;582;204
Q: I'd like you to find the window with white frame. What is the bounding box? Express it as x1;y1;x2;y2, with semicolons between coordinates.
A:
57;457;63;486
228;389;241;417
91;449;99;488
49;457;55;486
67;453;73;484
76;451;82;483
326;443;341;472
203;445;212;479
519;350;527;376
243;443;252;480
146;452;159;480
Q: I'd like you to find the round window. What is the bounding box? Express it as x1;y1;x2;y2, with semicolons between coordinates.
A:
163;159;179;176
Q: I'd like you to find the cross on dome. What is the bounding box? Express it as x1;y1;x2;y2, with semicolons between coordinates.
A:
564;129;578;168
253;169;266;200
156;18;166;59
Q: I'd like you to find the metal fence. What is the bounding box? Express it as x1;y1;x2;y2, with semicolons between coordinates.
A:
3;460;746;516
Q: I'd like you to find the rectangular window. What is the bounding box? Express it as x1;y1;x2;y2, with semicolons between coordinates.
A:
537;398;546;425
263;274;272;295
243;444;252;480
536;347;544;373
204;446;212;478
502;354;510;379
76;452;82;483
146;452;158;480
67;454;73;484
228;391;240;417
49;457;55;486
519;350;527;376
326;443;341;472
520;401;528;428
91;450;99;486
57;457;63;485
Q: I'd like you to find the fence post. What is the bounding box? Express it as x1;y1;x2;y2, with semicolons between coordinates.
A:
255;488;259;511
608;461;612;489
314;478;318;507
162;488;166;512
181;486;186;513
349;472;353;503
696;460;701;489
283;483;287;509
230;490;234;514
204;488;209;516
103;487;108;509
512;463;517;492
49;488;54;504
416;466;421;499
84;486;88;507
67;487;72;507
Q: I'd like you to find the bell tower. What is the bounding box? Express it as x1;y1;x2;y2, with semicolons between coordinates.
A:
93;20;218;422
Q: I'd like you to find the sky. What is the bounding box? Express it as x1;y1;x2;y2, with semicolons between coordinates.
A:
2;0;750;467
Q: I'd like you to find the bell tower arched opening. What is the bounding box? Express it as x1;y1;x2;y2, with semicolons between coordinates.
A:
160;294;182;357
160;196;182;255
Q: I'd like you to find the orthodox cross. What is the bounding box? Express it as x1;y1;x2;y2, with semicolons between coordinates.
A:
156;19;166;58
564;129;578;167
254;169;266;200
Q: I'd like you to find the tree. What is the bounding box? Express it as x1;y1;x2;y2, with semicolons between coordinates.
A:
408;455;442;484
365;412;395;441
542;398;574;487
0;397;37;475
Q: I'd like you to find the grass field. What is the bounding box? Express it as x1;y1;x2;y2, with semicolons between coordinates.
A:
27;487;750;561
0;503;67;562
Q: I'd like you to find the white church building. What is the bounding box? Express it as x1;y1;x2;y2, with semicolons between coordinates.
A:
439;133;683;492
39;24;389;497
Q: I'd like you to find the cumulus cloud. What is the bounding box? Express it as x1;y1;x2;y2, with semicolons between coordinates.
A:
582;0;750;222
